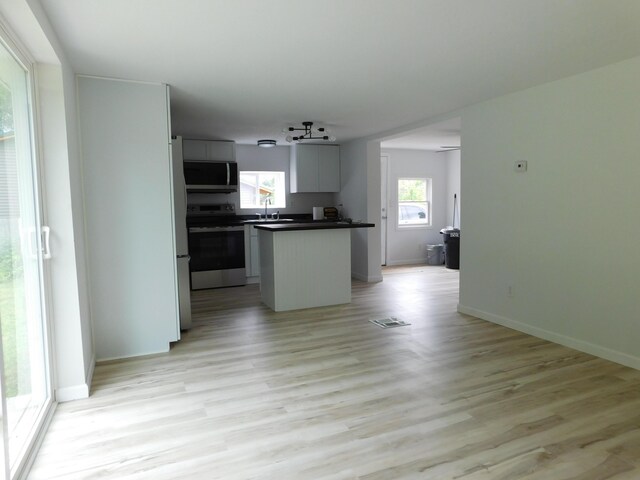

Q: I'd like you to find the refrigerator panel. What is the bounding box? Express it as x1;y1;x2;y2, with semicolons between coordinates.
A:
172;137;189;255
177;256;192;330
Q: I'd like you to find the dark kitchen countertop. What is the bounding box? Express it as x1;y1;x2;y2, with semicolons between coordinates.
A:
253;222;375;232
188;216;306;227
187;214;353;227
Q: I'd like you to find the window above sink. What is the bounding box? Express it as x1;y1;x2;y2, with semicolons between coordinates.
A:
239;171;286;209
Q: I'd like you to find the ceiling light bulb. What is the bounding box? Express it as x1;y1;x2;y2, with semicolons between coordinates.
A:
328;136;336;142
285;135;293;143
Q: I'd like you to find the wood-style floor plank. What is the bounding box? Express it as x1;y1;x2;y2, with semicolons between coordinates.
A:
28;266;640;479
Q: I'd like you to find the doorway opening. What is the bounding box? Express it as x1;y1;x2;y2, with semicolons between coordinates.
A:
378;117;461;273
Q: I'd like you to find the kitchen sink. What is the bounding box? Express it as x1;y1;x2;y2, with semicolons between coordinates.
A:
244;218;296;223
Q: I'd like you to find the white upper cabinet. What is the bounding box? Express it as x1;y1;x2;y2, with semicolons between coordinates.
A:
182;139;236;162
317;145;340;192
290;144;340;193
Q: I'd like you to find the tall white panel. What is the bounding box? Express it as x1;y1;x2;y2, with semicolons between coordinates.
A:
78;76;179;360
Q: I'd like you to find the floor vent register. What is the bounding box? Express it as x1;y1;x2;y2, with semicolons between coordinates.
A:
369;317;411;328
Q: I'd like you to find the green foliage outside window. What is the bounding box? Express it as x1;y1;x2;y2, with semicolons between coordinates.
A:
398;179;427;201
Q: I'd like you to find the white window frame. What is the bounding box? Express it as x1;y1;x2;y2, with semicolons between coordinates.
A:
239;170;286;209
397;177;432;228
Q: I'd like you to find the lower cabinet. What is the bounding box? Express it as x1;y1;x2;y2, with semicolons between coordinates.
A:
244;225;261;282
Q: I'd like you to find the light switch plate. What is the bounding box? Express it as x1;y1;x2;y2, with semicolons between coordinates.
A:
515;161;528;172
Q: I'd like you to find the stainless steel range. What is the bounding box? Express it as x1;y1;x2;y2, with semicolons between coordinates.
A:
187;203;246;289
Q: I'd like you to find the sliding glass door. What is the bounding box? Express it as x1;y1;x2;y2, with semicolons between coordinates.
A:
0;33;52;479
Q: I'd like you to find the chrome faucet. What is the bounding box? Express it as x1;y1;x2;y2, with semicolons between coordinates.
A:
264;198;270;219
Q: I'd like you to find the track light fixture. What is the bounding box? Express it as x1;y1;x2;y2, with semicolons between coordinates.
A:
282;121;336;143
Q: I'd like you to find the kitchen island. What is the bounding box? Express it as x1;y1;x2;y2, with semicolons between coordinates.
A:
254;222;374;312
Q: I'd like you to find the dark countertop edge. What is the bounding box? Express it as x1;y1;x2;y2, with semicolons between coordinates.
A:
254;222;375;232
187;215;348;227
237;214;312;221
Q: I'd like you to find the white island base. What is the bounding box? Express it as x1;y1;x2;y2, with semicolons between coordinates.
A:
258;228;351;311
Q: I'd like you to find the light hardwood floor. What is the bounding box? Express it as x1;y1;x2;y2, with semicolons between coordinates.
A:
29;266;640;479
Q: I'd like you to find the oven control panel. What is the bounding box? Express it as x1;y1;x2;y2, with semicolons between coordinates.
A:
187;203;236;216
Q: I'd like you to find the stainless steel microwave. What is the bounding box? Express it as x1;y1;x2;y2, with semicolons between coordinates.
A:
183;161;238;193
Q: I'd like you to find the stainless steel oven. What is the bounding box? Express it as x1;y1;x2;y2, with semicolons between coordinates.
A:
188;225;246;289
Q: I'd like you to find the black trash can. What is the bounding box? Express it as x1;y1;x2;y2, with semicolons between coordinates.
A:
440;228;460;270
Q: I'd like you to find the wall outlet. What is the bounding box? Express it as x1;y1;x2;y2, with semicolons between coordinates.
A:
514;161;528;172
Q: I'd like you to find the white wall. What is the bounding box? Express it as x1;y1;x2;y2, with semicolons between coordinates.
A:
445;149;461;228
458;54;640;369
337;139;382;282
36;64;94;400
187;144;336;215
381;148;449;265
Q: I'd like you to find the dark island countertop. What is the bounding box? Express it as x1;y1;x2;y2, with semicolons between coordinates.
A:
253;221;375;232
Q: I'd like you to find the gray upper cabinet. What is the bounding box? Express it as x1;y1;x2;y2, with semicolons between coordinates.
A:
290;144;340;193
182;139;236;162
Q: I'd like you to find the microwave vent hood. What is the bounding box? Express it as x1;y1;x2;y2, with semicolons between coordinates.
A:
184;161;238;193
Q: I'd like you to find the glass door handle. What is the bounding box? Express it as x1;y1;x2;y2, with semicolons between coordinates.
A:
42;226;51;259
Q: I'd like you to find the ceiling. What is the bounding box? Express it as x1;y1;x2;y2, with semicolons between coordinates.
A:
380;118;460;152
37;0;640;147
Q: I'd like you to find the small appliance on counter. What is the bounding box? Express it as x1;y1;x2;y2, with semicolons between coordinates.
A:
312;206;339;221
323;207;339;220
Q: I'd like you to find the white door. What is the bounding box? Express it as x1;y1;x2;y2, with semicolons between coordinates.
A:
381;155;389;265
0;36;53;479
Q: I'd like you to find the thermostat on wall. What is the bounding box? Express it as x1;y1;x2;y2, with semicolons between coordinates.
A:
514;161;528;172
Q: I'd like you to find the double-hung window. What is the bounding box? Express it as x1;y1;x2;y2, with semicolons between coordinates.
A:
397;177;431;226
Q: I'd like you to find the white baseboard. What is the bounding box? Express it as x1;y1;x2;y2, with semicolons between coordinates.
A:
55;353;95;402
56;382;89;402
351;271;383;283
96;345;171;364
457;304;640;371
385;259;427;267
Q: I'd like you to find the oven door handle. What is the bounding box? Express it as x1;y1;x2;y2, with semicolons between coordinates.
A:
226;163;230;186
